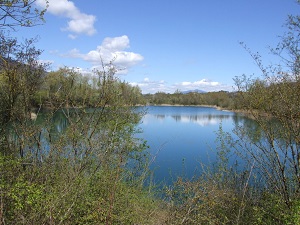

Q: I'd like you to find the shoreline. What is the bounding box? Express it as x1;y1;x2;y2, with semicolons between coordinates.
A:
143;104;255;117
144;104;225;111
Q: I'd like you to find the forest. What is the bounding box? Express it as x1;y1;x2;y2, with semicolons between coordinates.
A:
0;1;299;224
143;90;235;109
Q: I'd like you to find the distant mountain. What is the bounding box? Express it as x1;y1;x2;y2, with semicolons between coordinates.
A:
181;89;207;94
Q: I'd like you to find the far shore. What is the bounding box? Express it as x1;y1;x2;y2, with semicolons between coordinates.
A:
145;104;224;110
144;104;257;117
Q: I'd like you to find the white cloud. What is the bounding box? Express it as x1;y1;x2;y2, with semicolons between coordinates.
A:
179;79;222;88
102;36;129;51
130;78;232;94
36;0;96;37
68;34;77;40
180;115;218;126
130;78;172;94
66;35;144;73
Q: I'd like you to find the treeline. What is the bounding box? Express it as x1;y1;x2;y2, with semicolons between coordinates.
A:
35;68;145;108
0;48;144;116
234;75;300;116
143;90;235;108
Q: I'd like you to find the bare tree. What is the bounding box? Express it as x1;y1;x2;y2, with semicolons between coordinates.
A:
233;6;300;209
0;0;48;29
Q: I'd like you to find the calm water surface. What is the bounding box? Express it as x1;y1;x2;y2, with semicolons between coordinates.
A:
138;106;242;185
19;106;249;185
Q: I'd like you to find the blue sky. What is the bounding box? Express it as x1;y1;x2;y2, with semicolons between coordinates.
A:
13;0;300;93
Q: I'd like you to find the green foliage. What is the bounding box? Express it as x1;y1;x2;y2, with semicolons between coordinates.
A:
0;34;159;224
38;67;145;108
0;154;165;224
0;33;47;130
233;51;300;207
143;90;235;108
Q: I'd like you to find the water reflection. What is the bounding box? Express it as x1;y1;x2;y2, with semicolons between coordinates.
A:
139;106;298;187
144;106;234;127
51;110;70;133
138;106;239;185
7;107;141;162
155;114;166;120
171;114;231;126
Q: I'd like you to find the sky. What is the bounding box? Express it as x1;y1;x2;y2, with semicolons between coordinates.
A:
11;0;300;93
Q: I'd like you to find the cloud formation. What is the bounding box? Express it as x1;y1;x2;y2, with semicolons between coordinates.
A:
65;35;143;73
178;79;222;89
130;78;232;94
130;78;169;93
36;0;96;37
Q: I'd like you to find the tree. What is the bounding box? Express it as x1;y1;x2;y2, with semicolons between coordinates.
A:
0;33;47;127
232;5;300;221
0;0;48;29
0;58;159;224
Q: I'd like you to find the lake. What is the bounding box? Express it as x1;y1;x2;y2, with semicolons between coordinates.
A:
13;105;252;185
137;106;246;185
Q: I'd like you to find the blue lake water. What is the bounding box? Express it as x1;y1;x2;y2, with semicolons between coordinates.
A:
137;106;243;185
20;105;252;185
